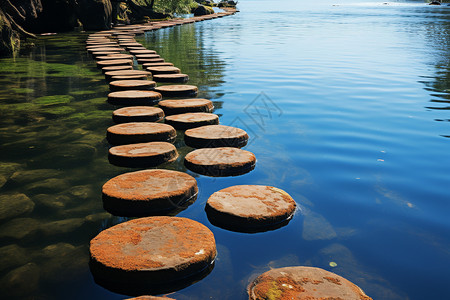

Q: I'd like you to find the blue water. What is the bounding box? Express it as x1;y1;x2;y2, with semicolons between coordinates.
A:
0;0;450;299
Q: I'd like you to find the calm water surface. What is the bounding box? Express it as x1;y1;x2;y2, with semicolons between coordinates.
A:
0;0;449;299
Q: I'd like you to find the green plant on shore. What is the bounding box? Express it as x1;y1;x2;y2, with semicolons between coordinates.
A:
132;0;194;15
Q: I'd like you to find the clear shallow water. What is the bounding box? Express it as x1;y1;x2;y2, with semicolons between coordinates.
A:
0;0;450;299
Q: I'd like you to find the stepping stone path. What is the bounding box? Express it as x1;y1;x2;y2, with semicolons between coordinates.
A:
184;125;249;148
143;62;174;68
138;58;165;64
111;74;149;81
106;122;176;145
107;90;161;106
96;59;133;68
102;65;133;73
165;112;219;130
135;54;161;59
109;80;156;92
95;54;134;60
92;51;121;57
108;142;178;168
129;49;158;55
102;170;197;215
155;85;198;97
113;106;164;123
90;217;216;291
206;185;296;232
184;147;255;177
248;266;373;300
158;98;214;115
146;66;181;75
153;73;189;83
105;70;151;81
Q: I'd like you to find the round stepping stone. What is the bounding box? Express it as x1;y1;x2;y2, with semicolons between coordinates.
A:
113;106;164;123
135;54;161;60
107;122;176;145
129;49;157;55
109;142;178;167
105;70;151;81
247;267;373;300
97;59;133;69
153;73;189;83
154;85;198;97
143;62;174;68
206;185;296;232
90;217;215;295
109;80;156;92
86;42;117;46
138;58;165;64
91;51;121;57
101;171;198;215
119;43;142;48
96;54;134;60
102;65;133;74
87;47;124;53
146;66;181;75
111;74;149;81
184;147;255;177
126;46;148;51
158;98;213;115
107;90;161;106
165;112;219;130
184;125;248;148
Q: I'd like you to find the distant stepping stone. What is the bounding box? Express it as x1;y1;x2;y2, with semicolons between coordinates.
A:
109;142;178;167
95;54;134;60
109;80;156;92
248;267;373;300
87;47;124;53
184;147;255;177
91;51;121;57
153;73;189;83
89;216;216;295
105;70;151;81
126;46;148;51
102;65;133;74
108;90;161;106
111;74;148;81
113;106;164;123
206;185;296;232
129;49;157;55
86;42;117;47
135;54;161;59
155;85;198;97
96;59;133;69
101;171;198;215
165;112;219;130
118;43;142;48
138;58;165;64
143;62;174;68
146;66;181;75
107;122;176;145
159;99;213;115
184;125;248;148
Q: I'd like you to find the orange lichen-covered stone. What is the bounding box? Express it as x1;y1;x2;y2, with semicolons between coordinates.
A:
107;90;161;106
113;106;164;123
248;266;373;300
206;185;296;232
90;216;216;291
108;141;178;168
184;147;255;177
165;113;219;130
109;80;156;92
184;125;248;148
107;122;176;145
154;85;198;98
158;99;213;115
152;73;189;83
146;66;181;75
101;170;197;215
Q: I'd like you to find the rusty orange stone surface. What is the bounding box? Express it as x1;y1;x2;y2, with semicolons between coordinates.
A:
248;266;373;300
113;106;164;123
109;80;156;92
165;113;219;130
154;85;198;98
146;66;181;75
184;125;248;148
158;99;213;115
206;185;296;231
101;170;198;215
107;122;176;145
109;141;178;168
90;216;216;284
184;147;255;177
153;73;189;83
107;90;161;106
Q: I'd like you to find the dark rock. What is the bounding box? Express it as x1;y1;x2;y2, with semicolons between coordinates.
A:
0;193;35;222
25;178;70;194
0;218;41;240
39;218;85;236
193;5;214;16
0;9;20;56
10;168;64;185
77;0;112;31
0;263;40;298
33;194;74;211
0;245;29;272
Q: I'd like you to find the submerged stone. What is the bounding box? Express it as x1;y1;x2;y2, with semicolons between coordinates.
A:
0;245;29;272
39;218;86;236
0;218;41;240
0;263;40;298
24;178;70;194
33;194;74;211
10;169;64;185
247;266;372;300
90;217;216;294
102;169;197;216
0;193;35;222
33;95;74;106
